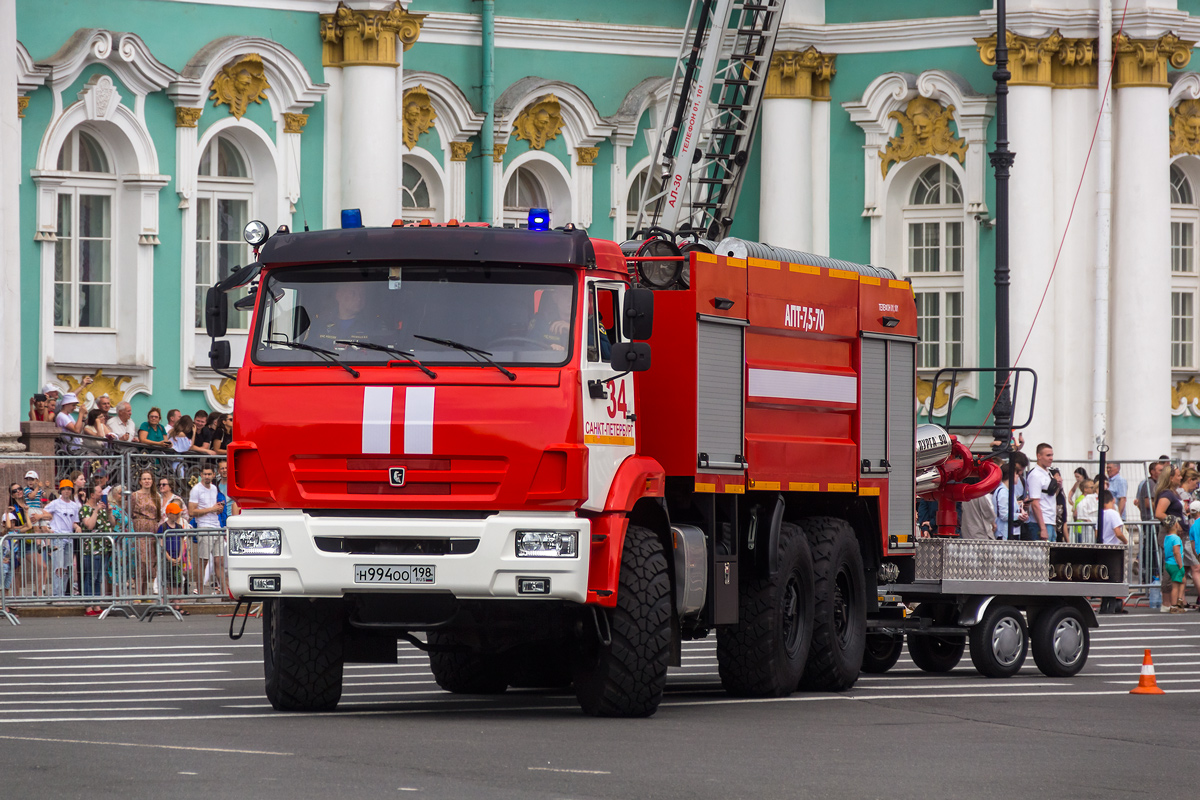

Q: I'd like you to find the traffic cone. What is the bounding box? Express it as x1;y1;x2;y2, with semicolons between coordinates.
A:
1130;649;1166;695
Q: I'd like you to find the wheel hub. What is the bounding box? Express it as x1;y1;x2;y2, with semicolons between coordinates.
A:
782;575;802;656
990;617;1024;666
1052;618;1084;665
833;569;852;647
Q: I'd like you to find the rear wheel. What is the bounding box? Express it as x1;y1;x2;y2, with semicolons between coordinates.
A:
1030;605;1089;677
798;517;866;691
427;631;509;694
506;641;573;689
907;602;965;673
968;604;1028;678
263;598;346;711
861;632;904;674
717;522;814;696
574;524;672;717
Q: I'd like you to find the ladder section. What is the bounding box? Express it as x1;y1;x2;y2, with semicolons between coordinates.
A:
633;0;785;241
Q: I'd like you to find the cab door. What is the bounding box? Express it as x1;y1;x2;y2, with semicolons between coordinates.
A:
581;280;636;512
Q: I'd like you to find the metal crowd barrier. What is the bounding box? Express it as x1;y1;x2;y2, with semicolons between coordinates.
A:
0;527;231;625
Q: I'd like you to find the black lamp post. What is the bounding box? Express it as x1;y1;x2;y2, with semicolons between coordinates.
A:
990;0;1014;443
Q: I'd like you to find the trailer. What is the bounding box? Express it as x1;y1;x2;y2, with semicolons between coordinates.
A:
206;219;1122;717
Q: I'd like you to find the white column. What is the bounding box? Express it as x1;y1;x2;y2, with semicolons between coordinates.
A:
447;143;469;222
1006;84;1057;449
610;143;627;241
0;0;22;447
1111;84;1172;460
573;147;596;229
1051;87;1097;458
810;99;830;256
322;67;343;229
759;97;812;250
491;145;506;226
341;65;399;227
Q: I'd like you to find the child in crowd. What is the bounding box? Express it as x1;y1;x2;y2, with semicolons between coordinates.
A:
1163;515;1187;613
158;502;189;612
1099;491;1129;614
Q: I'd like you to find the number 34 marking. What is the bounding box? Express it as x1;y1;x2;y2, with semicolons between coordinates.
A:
605;380;628;419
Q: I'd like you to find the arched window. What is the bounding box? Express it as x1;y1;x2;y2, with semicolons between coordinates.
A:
402;163;433;216
195;134;253;329
54;128;115;329
904;162;964;370
625;168;663;239
1172;163;1199;369
503;166;548;228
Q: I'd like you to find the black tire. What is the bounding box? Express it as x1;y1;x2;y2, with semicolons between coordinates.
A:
907;603;965;673
263;597;346;711
798;517;866;691
573;524;672;717
968;604;1028;678
717;522;815;696
1030;604;1090;677
427;631;509;694
506;641;573;689
861;632;903;674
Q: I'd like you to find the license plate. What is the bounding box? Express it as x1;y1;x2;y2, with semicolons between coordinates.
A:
353;565;435;584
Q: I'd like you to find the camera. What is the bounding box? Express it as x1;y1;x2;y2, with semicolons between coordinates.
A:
34;393;46;402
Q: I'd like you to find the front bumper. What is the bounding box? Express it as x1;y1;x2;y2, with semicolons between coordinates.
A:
227;510;590;603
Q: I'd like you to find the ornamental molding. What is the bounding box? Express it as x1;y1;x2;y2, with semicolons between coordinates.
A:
765;48;836;100
607;77;670;148
58;370;134;408
1114;32;1193;89
1172;100;1200;157
17;97;29;119
171;36;326;117
207;377;237;413
37;29;178;103
513;94;564;150
17;42;50;95
402;71;486;140
209;53;270;120
879;96;966;177
449;140;473;161
1053;37;1098;88
917;377;976;417
319;1;426;67
401;85;436;150
175;106;202;128
576;146;599;166
976;30;1063;86
283;112;309;134
492;143;507;162
495;77;613;148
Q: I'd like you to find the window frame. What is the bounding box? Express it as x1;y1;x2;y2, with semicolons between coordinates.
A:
194;134;254;332
53;128;118;332
1172;163;1200;371
503;166;550;228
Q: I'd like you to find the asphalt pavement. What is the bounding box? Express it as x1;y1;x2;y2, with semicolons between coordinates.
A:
0;608;1196;799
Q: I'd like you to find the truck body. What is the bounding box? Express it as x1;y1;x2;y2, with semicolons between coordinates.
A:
218;222;1124;715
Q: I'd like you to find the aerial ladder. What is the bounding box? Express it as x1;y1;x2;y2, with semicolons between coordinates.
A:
632;0;785;241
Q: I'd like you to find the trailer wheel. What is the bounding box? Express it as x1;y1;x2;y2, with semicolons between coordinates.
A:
574;524;672;717
427;632;509;694
861;632;904;674
798;517;866;691
717;522;814;696
263;598;346;711
906;603;965;673
968;604;1028;678
1030;604;1089;677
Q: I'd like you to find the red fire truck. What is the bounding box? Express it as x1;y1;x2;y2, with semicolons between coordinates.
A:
210;218;1126;718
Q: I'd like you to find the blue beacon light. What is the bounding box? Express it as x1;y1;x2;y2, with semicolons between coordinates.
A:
527;208;550;231
341;208;363;229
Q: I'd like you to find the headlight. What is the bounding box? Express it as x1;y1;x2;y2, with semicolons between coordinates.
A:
243;220;270;247
515;530;579;558
229;528;282;556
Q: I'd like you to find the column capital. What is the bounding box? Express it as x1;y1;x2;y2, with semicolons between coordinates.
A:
175;106;202;128
576;146;599;166
492;143;507;163
283;112;309;134
765;47;836;100
976;30;1063;86
1114;32;1194;88
1052;37;1098;89
449;141;473;161
17;96;28;119
319;1;426;68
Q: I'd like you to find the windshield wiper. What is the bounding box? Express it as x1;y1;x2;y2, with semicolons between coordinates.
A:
267;338;360;378
414;334;517;381
336;339;437;379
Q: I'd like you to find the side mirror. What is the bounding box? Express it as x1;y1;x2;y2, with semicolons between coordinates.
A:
610;341;651;372
205;286;229;338
209;339;231;371
624;288;654;341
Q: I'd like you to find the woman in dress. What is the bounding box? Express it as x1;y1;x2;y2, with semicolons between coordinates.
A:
129;470;160;596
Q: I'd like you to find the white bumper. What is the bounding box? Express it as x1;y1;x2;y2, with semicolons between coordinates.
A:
227;510;590;603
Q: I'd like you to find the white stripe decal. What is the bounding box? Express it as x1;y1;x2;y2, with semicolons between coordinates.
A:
747;368;857;404
404;387;435;455
362;387;393;454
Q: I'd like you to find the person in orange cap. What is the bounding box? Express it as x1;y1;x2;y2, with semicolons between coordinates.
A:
158;501;189;612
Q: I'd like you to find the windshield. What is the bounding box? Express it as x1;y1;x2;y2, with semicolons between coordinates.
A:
252;263;576;368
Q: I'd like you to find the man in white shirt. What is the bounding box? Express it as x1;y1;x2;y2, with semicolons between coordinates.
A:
108;401;137;442
1026;442;1057;541
44;479;81;597
189;466;225;593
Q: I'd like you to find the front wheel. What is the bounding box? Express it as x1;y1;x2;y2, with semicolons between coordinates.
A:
263;598;346;711
573;524;672;717
1030;605;1090;677
968;604;1028;678
717;522;814;696
861;632;904;674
